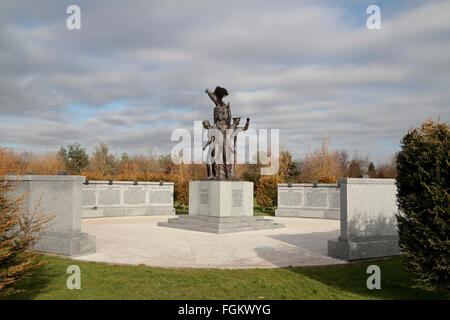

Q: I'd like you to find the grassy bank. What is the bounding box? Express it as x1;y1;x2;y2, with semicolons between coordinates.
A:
5;255;448;300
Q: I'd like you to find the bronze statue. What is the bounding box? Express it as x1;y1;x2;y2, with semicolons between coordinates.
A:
203;86;250;180
202;120;216;179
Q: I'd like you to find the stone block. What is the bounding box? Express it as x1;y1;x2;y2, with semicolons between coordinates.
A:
327;178;401;261
328;236;400;261
189;180;253;217
7;175;96;256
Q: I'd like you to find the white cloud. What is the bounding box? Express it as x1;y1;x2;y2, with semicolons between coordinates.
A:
0;0;448;164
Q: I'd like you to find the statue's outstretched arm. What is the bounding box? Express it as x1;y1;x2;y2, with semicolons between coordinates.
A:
243;118;250;131
205;89;219;106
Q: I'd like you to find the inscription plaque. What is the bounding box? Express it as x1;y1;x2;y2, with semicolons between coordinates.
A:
232;189;243;208
82;189;96;207
124;186;146;205
148;186;172;205
305;189;328;208
330;190;340;209
199;188;209;205
279;189;302;207
98;187;121;206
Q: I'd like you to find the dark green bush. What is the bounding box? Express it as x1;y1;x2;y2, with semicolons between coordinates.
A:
396;119;449;289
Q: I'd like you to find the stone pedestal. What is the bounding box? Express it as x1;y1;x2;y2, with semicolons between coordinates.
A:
189;180;254;217
8;175;96;257
158;180;283;233
327;178;401;261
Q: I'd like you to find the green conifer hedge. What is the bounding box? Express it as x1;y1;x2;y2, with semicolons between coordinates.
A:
396;119;449;289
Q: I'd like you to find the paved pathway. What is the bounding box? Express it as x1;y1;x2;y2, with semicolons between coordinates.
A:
74;216;345;269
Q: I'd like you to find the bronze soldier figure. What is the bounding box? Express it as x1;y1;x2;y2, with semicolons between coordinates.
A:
203;86;250;180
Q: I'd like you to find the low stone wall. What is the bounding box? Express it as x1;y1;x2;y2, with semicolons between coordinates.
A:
328;178;401;261
82;180;175;218
275;184;340;219
6;175;96;256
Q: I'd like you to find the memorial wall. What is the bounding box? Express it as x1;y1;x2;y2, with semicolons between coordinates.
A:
82;180;175;218
275;183;340;219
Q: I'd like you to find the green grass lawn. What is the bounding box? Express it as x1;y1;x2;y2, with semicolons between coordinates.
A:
174;202;188;215
5;255;448;300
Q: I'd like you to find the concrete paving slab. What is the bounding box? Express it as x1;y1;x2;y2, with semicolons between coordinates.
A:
74;216;346;269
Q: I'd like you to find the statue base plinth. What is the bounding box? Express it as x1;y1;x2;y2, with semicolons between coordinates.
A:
158;180;284;234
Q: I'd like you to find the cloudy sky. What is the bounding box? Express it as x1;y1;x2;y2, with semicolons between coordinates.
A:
0;0;449;164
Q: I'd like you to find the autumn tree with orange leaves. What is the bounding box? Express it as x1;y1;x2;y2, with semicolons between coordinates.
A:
0;151;54;297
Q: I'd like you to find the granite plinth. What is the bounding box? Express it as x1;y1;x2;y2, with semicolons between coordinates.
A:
189;180;254;217
158;180;284;233
158;215;284;234
7;175;96;256
33;231;96;257
327;178;401;261
328;236;400;261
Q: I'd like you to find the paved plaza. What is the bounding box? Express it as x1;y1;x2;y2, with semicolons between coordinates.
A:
74;216;345;268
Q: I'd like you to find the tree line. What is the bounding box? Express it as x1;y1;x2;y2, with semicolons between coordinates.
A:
0;138;397;211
